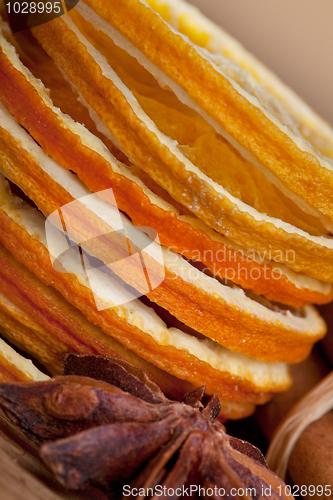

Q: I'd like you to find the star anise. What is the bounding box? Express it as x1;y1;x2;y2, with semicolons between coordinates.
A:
0;354;290;499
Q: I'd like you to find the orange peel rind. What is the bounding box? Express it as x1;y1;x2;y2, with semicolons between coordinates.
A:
0;239;206;404
0;229;257;419
0;172;292;404
146;0;333;161
0;0;331;417
0;250;256;422
0;337;49;383
0;21;332;307
0;103;326;364
78;0;333;224
28;7;333;282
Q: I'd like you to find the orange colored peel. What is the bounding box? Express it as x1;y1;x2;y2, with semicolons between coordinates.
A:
146;0;333;161
0;103;325;364
0;240;205;404
0;3;330;419
0;22;330;307
0;237;257;421
0;173;292;404
30;14;333;282
80;0;333;225
0;337;49;383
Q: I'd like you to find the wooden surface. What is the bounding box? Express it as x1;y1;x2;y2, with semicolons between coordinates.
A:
0;411;109;500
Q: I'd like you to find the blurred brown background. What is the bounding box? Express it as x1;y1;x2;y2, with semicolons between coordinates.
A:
187;0;333;126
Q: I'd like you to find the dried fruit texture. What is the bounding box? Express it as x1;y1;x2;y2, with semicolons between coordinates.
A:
0;1;330;421
0;232;256;420
0;355;292;498
0;289;64;373
0;104;326;364
0;241;195;399
0;22;330;308
0;337;49;383
74;0;333;225
145;0;333;159
0;173;293;406
30;5;333;282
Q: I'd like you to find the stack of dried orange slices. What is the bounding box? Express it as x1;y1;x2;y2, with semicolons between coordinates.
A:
0;0;332;419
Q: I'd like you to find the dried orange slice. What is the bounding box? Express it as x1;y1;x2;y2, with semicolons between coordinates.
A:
0;243;256;420
0;103;326;363
0;240;177;384
0;337;49;383
0;22;332;309
30;6;333;282
76;0;333;222
0;239;201;402
146;0;333;160
0;3;330;418
0;171;292;404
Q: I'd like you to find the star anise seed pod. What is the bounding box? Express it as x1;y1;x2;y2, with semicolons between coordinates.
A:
0;354;291;499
